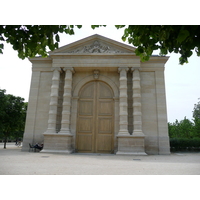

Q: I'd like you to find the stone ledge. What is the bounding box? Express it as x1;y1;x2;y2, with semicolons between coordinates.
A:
117;134;145;138
40;149;73;154
43;133;73;137
116;151;147;156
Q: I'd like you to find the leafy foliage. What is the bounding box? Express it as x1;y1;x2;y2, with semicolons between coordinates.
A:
0;89;27;148
168;98;200;151
193;117;200;138
193;98;200;119
170;138;200;151
115;25;200;64
0;25;106;59
168;117;197;139
1;25;200;64
0;25;83;59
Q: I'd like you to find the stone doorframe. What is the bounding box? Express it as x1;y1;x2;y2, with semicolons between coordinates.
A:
71;73;119;153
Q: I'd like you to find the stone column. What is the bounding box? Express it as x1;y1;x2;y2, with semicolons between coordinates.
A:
116;67;146;155
45;68;61;134
42;67;73;154
132;68;144;136
59;67;74;134
118;67;129;135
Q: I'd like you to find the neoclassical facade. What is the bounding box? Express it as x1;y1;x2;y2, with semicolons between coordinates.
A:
22;34;170;155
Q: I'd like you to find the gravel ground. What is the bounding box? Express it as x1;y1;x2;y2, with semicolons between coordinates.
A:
0;143;200;175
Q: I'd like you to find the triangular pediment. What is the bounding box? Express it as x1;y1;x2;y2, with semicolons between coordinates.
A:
49;34;136;55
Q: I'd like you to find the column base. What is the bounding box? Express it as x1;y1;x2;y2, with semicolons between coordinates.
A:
118;130;130;135
116;151;147;156
58;130;72;135
132;130;145;137
42;133;73;154
116;135;147;155
41;149;73;154
44;129;57;135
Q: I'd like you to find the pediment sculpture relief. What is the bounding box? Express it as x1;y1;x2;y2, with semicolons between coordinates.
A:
67;40;126;53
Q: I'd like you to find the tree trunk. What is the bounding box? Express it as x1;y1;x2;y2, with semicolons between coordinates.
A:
3;136;7;149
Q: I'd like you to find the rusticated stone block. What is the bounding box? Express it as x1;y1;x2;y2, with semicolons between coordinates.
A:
116;135;147;155
41;133;73;154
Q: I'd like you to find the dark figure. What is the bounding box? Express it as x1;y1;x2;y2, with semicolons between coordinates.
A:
34;143;43;150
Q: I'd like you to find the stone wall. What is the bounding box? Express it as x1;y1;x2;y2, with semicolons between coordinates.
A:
22;34;170;155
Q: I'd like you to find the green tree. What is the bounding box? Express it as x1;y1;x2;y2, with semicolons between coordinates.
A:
168;119;181;138
179;117;194;138
192;117;200;138
1;25;200;64
192;98;200;138
116;25;200;64
168;117;194;139
169;99;200;151
0;89;27;149
193;98;200;119
0;25;96;59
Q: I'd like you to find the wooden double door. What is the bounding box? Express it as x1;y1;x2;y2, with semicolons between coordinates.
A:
76;81;114;153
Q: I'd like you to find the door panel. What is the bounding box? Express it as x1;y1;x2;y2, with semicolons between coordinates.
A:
76;81;114;153
99;82;113;98
98;118;112;134
98;100;113;115
80;82;94;98
97;135;112;151
79;100;93;115
77;135;92;151
78;117;93;133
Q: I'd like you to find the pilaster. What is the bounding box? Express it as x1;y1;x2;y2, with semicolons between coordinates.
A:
117;67;129;135
44;68;61;134
22;71;41;151
131;68;145;136
59;67;74;135
155;70;170;154
42;67;73;154
116;67;146;155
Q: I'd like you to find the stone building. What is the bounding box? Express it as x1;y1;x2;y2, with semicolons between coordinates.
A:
22;34;170;155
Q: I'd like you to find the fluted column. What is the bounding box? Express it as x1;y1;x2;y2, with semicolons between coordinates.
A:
118;67;129;135
45;68;61;134
59;67;74;134
132;68;144;136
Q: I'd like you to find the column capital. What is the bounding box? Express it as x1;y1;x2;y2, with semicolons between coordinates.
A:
118;67;129;73
63;67;75;73
52;67;62;72
131;67;141;72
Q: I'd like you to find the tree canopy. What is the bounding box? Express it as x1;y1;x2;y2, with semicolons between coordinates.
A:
0;25;200;64
193;98;200;119
168;98;200;139
116;25;200;64
0;89;27;148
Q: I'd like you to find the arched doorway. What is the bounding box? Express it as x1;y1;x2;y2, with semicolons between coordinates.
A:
76;81;114;153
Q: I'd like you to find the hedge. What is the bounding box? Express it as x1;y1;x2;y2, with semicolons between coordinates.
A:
170;138;200;151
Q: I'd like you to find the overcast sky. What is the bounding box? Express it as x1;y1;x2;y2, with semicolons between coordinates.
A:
0;25;200;123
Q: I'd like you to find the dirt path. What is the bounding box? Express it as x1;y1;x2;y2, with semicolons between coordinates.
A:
0;143;200;175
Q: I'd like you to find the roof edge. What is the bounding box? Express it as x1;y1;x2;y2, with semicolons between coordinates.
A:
49;34;136;55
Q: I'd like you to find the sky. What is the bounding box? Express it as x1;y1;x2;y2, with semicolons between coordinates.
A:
0;25;200;123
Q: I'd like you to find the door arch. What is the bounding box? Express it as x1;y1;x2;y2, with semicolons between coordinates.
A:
76;81;114;153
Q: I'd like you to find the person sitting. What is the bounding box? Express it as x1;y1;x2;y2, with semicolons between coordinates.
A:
34;143;43;150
